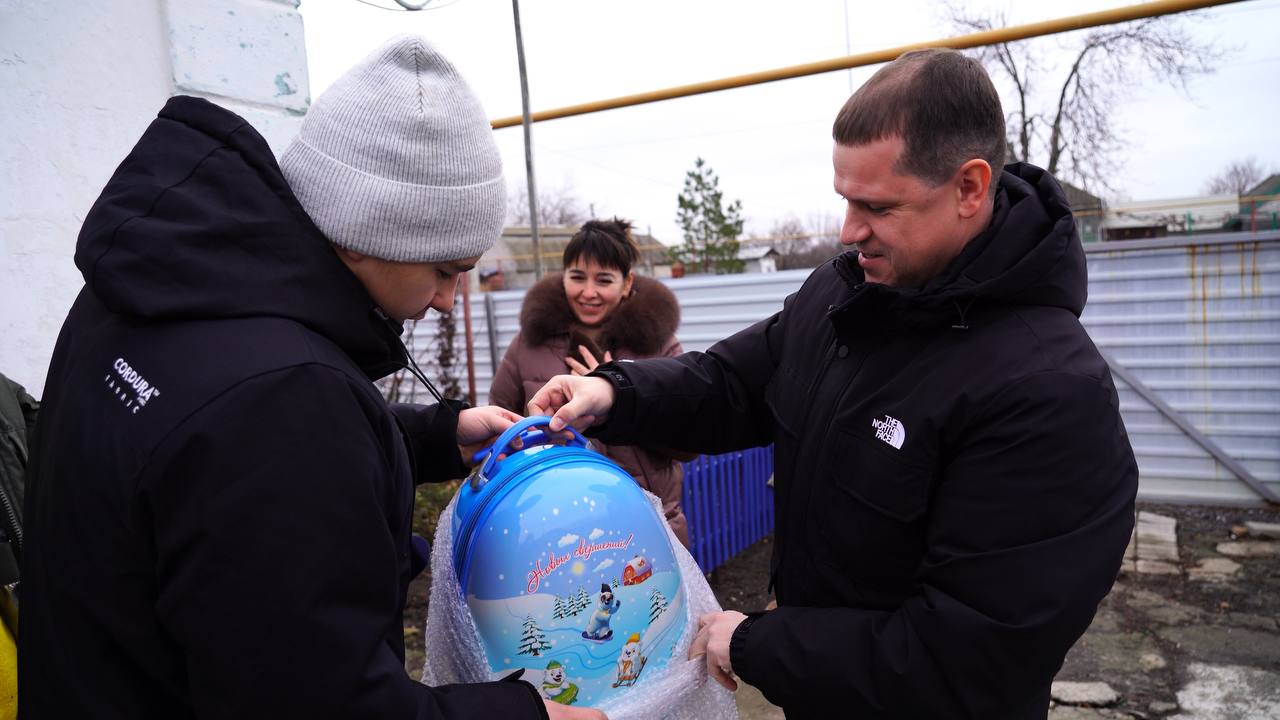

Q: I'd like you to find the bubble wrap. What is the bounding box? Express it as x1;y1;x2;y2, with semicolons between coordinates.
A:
420;490;739;720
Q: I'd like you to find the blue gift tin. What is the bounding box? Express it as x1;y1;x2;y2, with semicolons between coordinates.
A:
452;416;688;707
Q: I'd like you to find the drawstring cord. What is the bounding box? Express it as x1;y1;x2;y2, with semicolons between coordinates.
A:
375;308;458;416
402;343;453;410
951;298;976;331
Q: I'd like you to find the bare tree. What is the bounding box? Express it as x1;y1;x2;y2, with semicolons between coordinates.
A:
766;216;811;269
767;214;844;270
507;180;589;227
1204;157;1267;196
947;6;1224;193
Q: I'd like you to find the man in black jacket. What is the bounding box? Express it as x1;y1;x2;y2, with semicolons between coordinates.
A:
21;37;601;720
530;49;1137;718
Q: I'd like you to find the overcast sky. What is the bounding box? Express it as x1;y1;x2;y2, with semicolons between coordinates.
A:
299;0;1280;247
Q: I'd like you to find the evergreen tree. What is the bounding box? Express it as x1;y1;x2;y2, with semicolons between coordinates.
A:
552;596;565;620
612;577;620;589
574;586;590;614
516;614;552;657
648;589;669;625
673;157;745;275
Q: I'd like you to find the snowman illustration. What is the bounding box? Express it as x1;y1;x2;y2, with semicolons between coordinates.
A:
582;583;621;641
539;660;579;705
612;632;647;687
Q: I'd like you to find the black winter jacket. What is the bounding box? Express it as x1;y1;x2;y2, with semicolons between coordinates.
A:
591;164;1137;718
20;97;545;720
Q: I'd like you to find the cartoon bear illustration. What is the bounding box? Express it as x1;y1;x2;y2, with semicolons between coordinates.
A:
582;583;621;641
539;660;579;705
613;632;647;687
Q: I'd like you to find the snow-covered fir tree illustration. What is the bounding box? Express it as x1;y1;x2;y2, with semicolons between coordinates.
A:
648;588;669;625
582;583;621;641
539;660;579;705
552;586;593;619
516;614;552;657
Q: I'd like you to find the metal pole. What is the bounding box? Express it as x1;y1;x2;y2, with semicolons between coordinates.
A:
491;0;1248;129
484;293;501;377
461;273;477;407
511;0;543;280
843;0;853;95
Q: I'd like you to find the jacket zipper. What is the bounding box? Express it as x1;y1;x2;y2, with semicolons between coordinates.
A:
452;450;605;598
773;336;839;603
453;468;522;596
0;482;20;555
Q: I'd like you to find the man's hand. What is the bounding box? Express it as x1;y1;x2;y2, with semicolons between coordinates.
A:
565;346;613;376
688;610;748;691
456;406;523;461
544;699;608;720
527;375;615;433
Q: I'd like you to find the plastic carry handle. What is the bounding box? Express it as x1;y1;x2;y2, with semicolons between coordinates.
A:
472;416;588;478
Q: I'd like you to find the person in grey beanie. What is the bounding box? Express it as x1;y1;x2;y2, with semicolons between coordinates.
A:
21;36;604;720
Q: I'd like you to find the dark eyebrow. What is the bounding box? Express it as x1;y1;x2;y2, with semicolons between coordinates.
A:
836;185;897;205
845;196;899;211
453;261;477;273
838;190;895;206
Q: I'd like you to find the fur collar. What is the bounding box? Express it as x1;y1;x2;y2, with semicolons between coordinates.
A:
520;273;680;357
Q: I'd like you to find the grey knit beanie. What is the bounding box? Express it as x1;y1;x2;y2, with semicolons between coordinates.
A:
280;35;505;262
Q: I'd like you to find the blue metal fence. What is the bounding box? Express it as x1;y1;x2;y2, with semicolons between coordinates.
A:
681;446;775;573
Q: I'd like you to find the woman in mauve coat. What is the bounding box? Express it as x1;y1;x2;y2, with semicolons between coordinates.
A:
489;218;692;547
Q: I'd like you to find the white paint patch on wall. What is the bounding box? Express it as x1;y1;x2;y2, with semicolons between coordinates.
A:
168;0;310;113
1;0;172;396
0;0;309;396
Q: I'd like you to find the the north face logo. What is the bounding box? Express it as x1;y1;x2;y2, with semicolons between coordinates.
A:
871;415;906;450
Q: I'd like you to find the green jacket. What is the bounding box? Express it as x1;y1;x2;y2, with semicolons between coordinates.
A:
0;372;37;578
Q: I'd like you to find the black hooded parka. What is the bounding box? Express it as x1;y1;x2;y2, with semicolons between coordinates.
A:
20;97;545;719
590;164;1138;718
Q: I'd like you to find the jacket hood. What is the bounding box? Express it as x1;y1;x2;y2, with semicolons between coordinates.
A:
834;162;1086;326
520;272;680;357
74;96;406;378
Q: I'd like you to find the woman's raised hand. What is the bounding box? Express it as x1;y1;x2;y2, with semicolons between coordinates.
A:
565;345;613;376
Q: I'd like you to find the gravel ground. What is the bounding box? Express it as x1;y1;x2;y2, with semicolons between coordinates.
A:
403;501;1280;718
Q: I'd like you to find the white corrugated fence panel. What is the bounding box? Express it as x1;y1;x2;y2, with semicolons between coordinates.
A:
1081;232;1280;504
398;232;1279;505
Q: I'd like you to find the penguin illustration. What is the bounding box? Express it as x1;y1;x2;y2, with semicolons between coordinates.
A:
582;583;621;641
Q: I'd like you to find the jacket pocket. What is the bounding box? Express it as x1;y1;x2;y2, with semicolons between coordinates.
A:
827;432;931;523
811;430;932;605
765;371;808;439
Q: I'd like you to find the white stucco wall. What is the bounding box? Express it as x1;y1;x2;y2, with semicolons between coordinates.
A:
0;0;309;397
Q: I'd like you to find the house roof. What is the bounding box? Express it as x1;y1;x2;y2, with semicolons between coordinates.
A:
1059;180;1104;212
483;226;668;274
1245;173;1280;198
738;245;779;261
1239;174;1280;220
